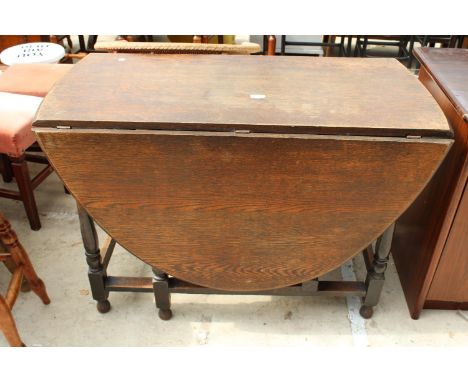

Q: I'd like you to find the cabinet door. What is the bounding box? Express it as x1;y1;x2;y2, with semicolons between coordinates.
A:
427;179;468;302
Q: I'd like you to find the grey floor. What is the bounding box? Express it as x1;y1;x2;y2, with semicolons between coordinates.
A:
1;163;468;346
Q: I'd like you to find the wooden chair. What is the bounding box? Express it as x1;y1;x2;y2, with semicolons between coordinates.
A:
94;40;261;55
0;92;50;231
279;35;346;57
0;212;50;346
0;64;72;230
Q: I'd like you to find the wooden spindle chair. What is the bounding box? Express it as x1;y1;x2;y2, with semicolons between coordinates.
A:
0;212;50;346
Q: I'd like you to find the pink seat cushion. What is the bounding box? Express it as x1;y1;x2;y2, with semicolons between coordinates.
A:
0;92;43;157
0;63;72;97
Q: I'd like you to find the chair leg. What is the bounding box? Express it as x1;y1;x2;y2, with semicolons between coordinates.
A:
267;35;276;56
10;155;41;231
0;294;24;347
3;257;31;292
1;154;13;183
0;213;50;305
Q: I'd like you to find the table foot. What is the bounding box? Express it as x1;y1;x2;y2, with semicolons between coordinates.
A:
359;305;373;319
97;300;111;314
153;268;171;320
158;309;173;321
21;282;31;293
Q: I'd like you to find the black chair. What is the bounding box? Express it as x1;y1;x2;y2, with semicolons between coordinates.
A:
280;35;346;57
355;36;412;66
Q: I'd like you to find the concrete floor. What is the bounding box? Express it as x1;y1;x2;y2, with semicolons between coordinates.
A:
1;163;468;347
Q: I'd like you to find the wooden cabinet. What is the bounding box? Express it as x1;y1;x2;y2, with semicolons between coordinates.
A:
392;47;468;318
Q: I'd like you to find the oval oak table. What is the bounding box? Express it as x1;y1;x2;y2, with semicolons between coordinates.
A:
33;53;452;320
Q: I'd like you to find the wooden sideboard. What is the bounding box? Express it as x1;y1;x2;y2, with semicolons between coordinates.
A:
392;47;468;319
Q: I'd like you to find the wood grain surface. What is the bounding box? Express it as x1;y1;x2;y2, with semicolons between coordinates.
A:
392;50;468;318
35;129;451;291
33;53;451;138
414;47;468;116
427;179;468;302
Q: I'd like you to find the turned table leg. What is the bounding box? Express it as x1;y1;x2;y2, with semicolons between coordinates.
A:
77;203;110;313
360;223;395;319
152;268;172;320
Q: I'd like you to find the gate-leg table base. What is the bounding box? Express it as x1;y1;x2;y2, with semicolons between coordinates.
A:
76;203;395;320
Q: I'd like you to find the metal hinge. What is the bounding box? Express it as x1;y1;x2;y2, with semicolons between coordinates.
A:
57;125;71;129
406;135;421;139
234;129;251;134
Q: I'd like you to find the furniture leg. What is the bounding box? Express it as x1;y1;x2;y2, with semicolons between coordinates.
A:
263;35;268;54
360;223;395;319
362;36;369;57
1;154;13;183
65;35;73;49
0;213;50;304
324;35;336;57
77;203;110;313
3;255;31;292
354;36;361;57
407;36;416;69
0;294;24;347
87;35;98;51
78;35;86;52
337;35;344;57
152;268;172;320
344;35;353;57
267;35;276;56
10;155;40;231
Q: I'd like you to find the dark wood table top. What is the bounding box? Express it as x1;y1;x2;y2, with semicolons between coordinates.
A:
414;47;468;119
34;53;451;138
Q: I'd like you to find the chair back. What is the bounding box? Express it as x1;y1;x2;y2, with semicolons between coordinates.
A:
94;41;261;55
